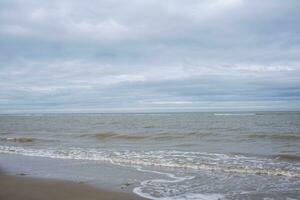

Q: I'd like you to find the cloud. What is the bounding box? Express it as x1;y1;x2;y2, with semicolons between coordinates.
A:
0;0;300;112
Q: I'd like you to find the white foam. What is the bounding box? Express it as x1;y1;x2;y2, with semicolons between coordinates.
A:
134;187;225;200
133;166;223;200
0;145;299;178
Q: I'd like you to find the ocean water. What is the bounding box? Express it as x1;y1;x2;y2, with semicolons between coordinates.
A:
0;112;300;199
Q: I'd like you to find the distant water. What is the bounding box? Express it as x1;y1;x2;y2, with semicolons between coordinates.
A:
0;112;300;199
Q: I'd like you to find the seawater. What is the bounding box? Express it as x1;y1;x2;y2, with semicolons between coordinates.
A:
0;112;300;199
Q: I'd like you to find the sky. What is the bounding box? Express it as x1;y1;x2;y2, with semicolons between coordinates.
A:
0;0;300;113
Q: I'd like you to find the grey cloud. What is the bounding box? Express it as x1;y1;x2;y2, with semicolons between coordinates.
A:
0;0;300;112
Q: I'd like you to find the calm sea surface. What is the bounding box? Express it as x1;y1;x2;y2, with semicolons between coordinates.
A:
0;112;300;199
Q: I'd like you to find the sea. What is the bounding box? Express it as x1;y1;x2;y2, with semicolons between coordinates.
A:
0;112;299;200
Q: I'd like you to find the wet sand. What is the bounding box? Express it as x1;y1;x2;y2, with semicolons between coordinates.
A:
0;170;147;200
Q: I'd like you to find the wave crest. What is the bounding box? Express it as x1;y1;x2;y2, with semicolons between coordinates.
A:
274;154;300;161
80;132;149;140
1;146;299;178
0;137;37;143
80;132;212;141
248;134;300;141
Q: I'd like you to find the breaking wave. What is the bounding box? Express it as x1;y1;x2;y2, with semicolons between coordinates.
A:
0;145;299;178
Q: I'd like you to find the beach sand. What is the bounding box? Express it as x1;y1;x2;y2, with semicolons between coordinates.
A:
0;170;147;200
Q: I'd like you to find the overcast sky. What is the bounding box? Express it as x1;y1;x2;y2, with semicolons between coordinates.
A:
0;0;300;112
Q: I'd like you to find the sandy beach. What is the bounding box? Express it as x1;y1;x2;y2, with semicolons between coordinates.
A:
0;170;146;200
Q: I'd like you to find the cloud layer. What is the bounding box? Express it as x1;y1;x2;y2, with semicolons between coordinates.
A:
1;0;300;112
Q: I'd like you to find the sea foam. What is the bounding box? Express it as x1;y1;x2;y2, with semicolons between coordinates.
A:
0;145;299;178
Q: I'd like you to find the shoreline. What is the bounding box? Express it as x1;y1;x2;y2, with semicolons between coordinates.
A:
0;169;147;200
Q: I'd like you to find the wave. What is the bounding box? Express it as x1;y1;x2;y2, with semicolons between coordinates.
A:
0;145;299;178
274;154;300;161
132;166;218;200
143;125;155;128
79;132;207;141
0;132;12;135
0;137;38;143
115;135;149;140
152;133;186;140
248;134;300;141
214;113;256;116
80;132;149;140
152;132;211;140
80;132;118;139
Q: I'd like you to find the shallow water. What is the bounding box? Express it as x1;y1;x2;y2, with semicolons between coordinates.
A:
0;112;299;199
